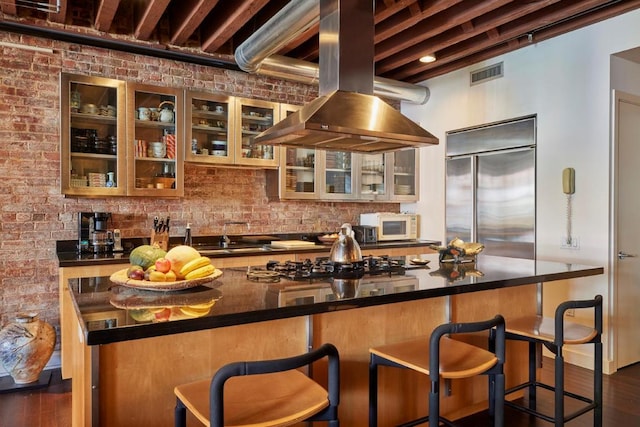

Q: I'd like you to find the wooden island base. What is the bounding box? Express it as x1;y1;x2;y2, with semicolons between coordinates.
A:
71;286;535;427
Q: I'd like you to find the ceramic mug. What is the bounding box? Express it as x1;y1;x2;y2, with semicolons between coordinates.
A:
149;141;165;158
138;107;150;121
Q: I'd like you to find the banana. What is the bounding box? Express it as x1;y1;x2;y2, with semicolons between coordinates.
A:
463;242;485;255
179;256;212;277
184;264;216;280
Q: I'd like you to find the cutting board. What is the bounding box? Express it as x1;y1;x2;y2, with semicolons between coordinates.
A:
270;240;317;249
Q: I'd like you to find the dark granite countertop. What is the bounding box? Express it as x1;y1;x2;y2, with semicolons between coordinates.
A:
67;254;603;346
56;237;440;267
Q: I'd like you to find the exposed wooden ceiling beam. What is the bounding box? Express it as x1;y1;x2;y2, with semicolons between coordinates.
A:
95;0;121;31
375;0;512;62
201;0;269;52
397;0;640;82
376;0;561;75
170;0;219;45
134;0;171;40
0;0;16;14
0;0;637;86
375;0;462;43
375;0;420;23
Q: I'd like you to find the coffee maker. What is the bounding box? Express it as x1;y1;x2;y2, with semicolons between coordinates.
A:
78;212;114;253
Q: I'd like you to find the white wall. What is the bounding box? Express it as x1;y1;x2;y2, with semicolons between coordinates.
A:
401;8;640;372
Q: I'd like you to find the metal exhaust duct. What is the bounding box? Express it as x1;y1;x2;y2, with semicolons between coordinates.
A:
234;0;430;105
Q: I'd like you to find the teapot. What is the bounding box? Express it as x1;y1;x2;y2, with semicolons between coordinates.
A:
159;101;175;123
329;223;362;264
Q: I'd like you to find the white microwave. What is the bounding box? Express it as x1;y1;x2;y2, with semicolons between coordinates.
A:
359;213;418;241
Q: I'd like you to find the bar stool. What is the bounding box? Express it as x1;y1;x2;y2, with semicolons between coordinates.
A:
501;295;602;427
369;315;506;427
174;343;340;427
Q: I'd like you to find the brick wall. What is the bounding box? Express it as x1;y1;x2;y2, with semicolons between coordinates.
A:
0;32;396;340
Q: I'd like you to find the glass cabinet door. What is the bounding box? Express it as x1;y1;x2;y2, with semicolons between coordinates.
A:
321;151;353;199
234;98;279;168
283;147;317;197
185;91;234;165
358;153;387;200
391;149;419;201
127;84;183;197
61;74;126;196
276;104;319;199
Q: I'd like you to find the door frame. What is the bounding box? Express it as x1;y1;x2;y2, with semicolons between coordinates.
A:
610;89;640;372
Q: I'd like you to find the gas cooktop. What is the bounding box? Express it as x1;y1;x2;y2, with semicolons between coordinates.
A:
247;255;407;283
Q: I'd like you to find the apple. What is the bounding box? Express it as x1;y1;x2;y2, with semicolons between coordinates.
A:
155;258;171;273
127;265;145;280
154;308;171;322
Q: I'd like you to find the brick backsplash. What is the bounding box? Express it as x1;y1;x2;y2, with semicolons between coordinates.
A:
0;32;398;339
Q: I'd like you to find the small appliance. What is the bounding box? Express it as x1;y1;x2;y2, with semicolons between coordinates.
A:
352;225;378;244
78;212;114;253
359;213;418;241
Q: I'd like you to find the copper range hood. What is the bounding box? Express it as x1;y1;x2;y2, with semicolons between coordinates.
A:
253;0;438;153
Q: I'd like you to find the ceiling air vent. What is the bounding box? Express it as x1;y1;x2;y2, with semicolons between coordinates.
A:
470;62;503;86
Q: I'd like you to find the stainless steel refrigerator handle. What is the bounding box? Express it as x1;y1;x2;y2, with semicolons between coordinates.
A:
618;251;637;259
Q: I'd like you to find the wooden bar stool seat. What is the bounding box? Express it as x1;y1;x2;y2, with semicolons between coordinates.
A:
370;337;499;380
501;295;602;427
369;315;506;427
174;343;340;427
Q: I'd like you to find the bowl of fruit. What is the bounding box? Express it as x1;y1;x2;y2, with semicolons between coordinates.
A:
110;244;222;291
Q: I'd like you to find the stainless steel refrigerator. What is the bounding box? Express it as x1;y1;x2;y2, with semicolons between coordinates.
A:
445;116;536;259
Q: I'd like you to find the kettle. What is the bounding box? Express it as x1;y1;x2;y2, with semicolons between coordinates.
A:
329;223;362;263
158;101;175;123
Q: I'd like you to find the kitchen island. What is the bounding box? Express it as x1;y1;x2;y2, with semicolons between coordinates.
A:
66;254;603;426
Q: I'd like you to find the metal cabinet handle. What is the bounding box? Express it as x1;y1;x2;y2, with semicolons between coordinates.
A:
618;251;637;259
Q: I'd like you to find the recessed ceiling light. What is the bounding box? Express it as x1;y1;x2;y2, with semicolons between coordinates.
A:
419;54;436;63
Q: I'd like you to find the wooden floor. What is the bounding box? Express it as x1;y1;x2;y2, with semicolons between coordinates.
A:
0;358;638;427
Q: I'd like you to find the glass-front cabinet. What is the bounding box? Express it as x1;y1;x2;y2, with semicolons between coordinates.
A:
126;84;184;197
390;149;419;201
274;104;320;199
321;151;354;199
234;97;279;168
356;153;387;200
185;91;234;165
61;74;126;196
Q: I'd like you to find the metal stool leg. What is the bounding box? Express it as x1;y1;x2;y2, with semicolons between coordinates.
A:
555;347;564;427
494;371;505;427
529;341;537;410
369;354;378;427
175;398;186;427
429;378;439;427
594;340;602;427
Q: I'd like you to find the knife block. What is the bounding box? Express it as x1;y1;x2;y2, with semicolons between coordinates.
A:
151;230;168;251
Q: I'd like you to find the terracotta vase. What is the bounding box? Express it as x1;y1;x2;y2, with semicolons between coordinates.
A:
0;313;56;384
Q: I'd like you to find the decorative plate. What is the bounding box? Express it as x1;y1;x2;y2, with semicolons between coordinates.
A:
109;268;223;291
